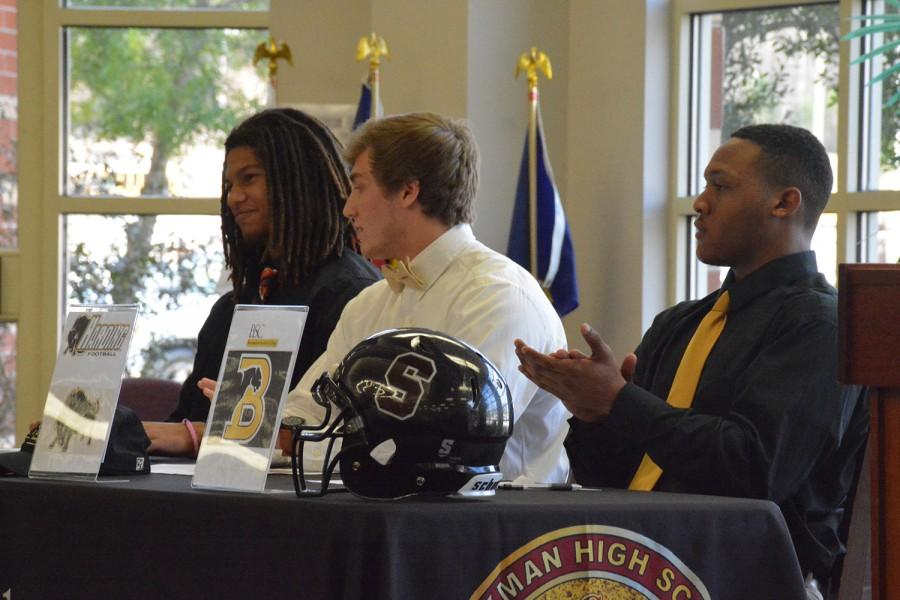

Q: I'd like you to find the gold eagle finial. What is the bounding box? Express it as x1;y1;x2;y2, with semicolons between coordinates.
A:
253;36;293;81
515;47;552;89
356;32;390;70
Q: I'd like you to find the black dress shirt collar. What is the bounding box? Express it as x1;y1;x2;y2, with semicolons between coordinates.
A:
721;251;819;312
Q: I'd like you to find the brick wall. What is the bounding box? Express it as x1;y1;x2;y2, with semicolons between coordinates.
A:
0;0;14;97
0;0;14;175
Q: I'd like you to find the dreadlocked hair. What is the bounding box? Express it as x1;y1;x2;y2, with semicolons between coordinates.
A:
221;108;352;302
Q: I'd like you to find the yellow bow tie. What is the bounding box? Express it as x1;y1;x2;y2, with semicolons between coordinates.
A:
381;258;425;294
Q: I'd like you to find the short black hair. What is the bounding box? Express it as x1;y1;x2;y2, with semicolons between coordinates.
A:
731;124;832;231
222;108;351;301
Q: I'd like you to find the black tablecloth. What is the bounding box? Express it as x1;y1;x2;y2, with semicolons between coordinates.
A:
0;472;806;599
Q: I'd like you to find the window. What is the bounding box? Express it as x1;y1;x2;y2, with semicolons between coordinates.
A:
66;0;267;8
687;5;839;197
65;215;225;378
66;26;266;198
858;210;900;262
0;0;16;448
13;1;268;446
60;5;267;377
860;0;900;191
674;0;900;300
61;17;267;376
0;323;14;448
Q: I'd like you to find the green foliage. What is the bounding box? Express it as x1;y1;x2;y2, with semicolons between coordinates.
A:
0;171;16;249
70;1;268;13
0;324;14;448
843;2;900;168
65;9;264;379
722;3;900;168
67;216;223;309
0;102;17;248
70;26;264;194
139;334;197;379
66;215;224;378
0;112;17;445
720;5;840;139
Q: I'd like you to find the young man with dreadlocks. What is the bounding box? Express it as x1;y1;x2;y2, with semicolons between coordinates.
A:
143;108;379;456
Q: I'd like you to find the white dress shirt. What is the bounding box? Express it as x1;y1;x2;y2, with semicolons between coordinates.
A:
286;224;571;483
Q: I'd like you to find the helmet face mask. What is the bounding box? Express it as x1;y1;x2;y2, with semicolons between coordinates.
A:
290;328;514;500
287;375;348;497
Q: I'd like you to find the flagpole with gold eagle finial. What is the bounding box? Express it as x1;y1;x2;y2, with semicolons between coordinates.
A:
253;36;293;105
356;32;389;121
515;47;552;282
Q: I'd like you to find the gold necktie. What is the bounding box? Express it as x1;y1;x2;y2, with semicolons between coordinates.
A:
381;258;425;294
628;290;730;491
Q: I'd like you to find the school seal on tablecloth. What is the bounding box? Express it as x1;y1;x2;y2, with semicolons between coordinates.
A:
470;525;711;600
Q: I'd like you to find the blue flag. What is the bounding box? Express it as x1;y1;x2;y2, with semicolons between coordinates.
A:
352;80;382;130
507;104;579;316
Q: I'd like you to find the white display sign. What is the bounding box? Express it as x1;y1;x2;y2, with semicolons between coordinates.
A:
192;304;308;493
29;304;139;480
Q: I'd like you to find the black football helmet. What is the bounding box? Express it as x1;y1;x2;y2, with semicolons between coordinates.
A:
289;328;513;499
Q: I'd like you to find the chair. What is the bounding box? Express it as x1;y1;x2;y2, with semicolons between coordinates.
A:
826;443;873;600
118;377;182;421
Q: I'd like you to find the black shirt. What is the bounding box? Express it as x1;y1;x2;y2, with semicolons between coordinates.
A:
169;250;380;422
565;251;869;579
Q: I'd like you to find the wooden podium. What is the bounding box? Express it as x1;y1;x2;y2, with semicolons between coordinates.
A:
838;263;900;600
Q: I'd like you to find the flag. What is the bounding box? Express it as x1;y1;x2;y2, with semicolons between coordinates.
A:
351;78;385;267
352;80;382;130
507;104;579;316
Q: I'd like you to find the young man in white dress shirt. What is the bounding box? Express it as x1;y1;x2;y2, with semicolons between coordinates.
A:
285;112;571;483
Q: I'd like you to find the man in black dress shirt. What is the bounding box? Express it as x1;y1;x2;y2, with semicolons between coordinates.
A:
515;124;868;594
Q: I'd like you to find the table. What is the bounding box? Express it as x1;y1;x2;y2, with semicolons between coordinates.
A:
0;473;807;599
